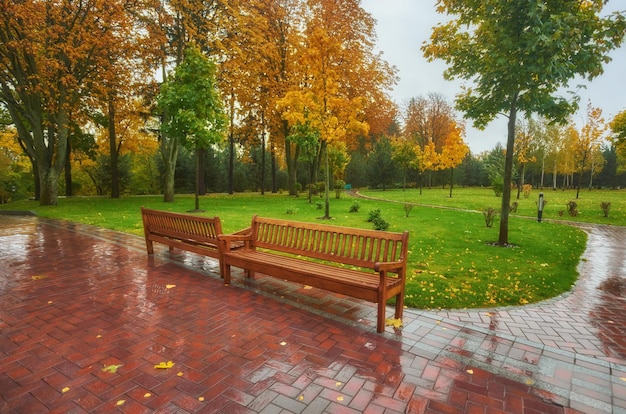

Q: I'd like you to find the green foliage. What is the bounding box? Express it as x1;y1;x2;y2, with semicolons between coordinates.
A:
367;208;382;222
334;179;345;199
349;200;360;213
158;45;227;151
372;215;389;231
423;1;626;128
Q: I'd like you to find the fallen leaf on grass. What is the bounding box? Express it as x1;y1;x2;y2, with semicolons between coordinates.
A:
385;318;403;329
154;361;175;369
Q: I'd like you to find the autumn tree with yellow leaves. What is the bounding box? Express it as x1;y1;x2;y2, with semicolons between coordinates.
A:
0;0;160;205
278;0;395;217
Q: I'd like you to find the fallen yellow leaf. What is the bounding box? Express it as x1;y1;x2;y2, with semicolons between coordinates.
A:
466;369;474;374
102;364;122;373
177;372;183;377
198;397;205;402
298;395;304;401
32;275;48;280
144;393;152;398
154;361;175;369
335;381;342;387
166;284;176;289
116;400;125;406
385;318;403;328
337;396;344;402
62;387;70;394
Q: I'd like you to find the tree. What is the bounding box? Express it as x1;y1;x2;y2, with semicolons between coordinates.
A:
610;110;626;150
158;45;226;210
0;0;157;205
423;0;625;245
571;104;607;198
439;122;469;197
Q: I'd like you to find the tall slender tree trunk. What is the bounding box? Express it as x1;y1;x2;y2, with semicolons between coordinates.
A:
109;99;119;199
271;145;277;193
498;98;518;246
65;138;72;196
260;129;266;195
197;148;206;195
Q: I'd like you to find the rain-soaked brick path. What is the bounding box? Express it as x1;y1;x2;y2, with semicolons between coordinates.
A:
1;214;625;413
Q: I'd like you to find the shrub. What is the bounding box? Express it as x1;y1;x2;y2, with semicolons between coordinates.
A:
334;180;345;199
600;201;611;218
372;216;389;231
367;208;382;222
510;201;518;213
349;200;360;213
286;206;298;215
566;201;578;217
404;203;414;218
483;207;498;228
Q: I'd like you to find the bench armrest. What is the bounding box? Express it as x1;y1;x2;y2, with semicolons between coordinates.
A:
374;261;404;273
218;230;252;251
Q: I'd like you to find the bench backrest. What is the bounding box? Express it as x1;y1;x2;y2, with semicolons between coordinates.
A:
249;215;408;270
141;207;223;243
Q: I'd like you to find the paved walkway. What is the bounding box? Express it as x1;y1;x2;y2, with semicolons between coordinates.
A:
0;215;624;413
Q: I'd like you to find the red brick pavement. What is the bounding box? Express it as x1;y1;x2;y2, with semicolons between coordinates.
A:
0;215;623;413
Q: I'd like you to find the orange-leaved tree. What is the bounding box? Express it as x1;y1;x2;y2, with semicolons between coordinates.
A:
0;0;158;205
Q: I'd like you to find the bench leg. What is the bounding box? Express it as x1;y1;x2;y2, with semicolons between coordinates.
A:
394;293;404;320
145;238;154;255
377;300;386;333
223;264;231;286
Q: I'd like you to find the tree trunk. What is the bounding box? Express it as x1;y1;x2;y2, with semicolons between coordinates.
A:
271;144;277;193
260;130;266;195
161;135;178;202
323;144;330;219
65;138;72;196
449;168;454;198
109;99;119;199
498;99;518;246
38;111;69;206
198;148;206;195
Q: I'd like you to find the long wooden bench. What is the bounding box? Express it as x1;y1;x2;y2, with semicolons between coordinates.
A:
219;215;409;333
141;207;239;275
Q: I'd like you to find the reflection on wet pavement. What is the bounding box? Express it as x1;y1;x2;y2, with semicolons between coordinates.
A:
0;215;624;413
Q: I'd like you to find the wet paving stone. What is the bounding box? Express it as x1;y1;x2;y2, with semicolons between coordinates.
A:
0;215;624;413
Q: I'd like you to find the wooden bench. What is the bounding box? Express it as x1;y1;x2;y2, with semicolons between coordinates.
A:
219;215;409;333
141;207;238;275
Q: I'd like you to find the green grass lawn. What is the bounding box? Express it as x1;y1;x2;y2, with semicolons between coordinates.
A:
1;190;589;310
360;186;626;225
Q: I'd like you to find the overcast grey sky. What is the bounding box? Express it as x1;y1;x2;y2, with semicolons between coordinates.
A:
361;0;626;154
